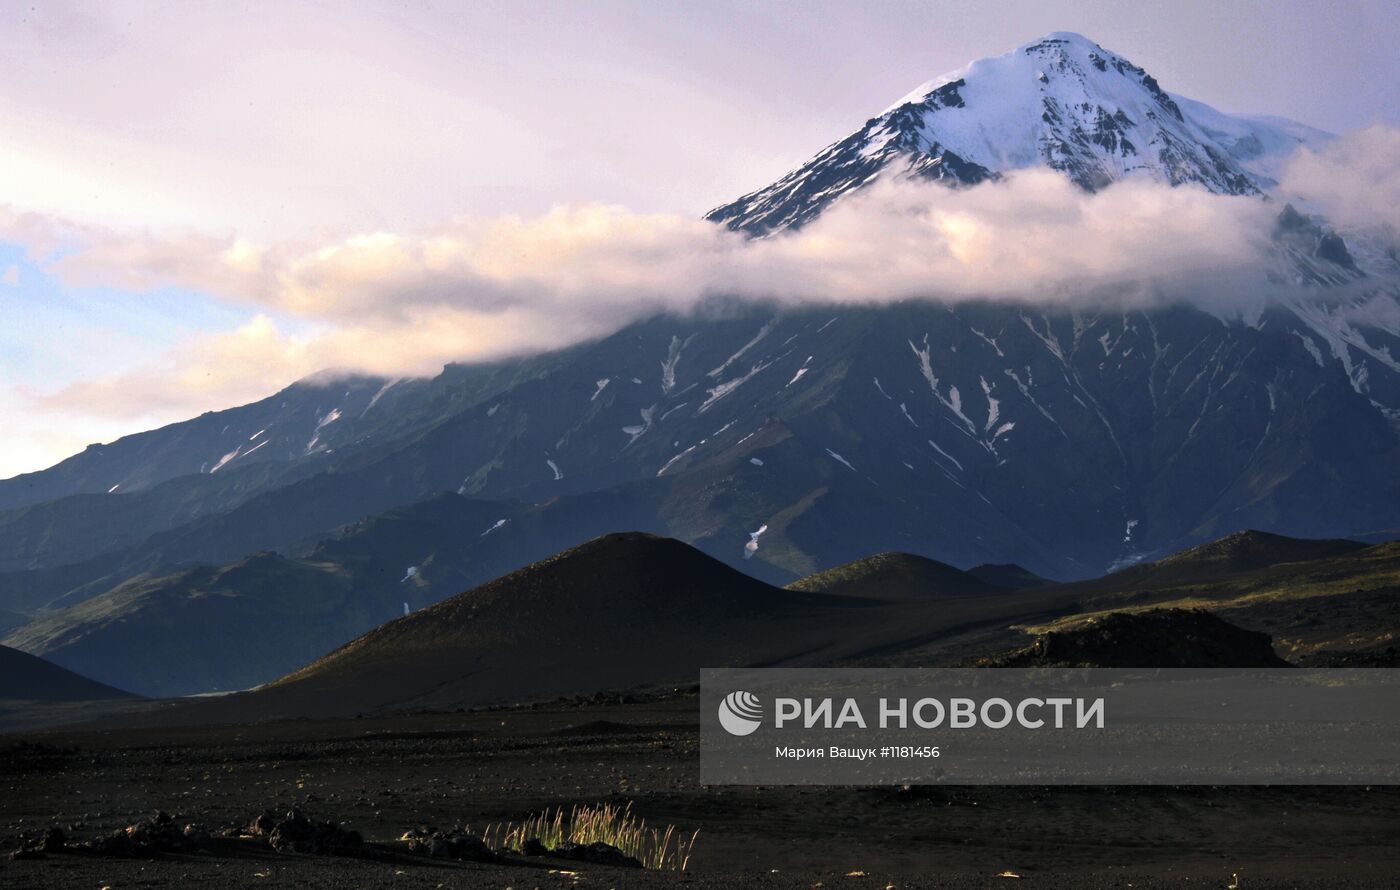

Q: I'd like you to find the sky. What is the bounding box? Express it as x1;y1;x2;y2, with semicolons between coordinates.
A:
2;0;1399;479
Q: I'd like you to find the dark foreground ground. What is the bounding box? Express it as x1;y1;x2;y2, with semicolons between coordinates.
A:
3;694;1398;889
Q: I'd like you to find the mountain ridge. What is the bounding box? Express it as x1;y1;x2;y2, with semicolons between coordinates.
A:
706;31;1330;235
786;551;1003;600
62;528;1400;721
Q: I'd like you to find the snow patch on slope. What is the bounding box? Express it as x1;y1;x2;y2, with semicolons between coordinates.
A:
622;405;658;447
980;376;1000;432
362;379;399;417
709;320;774;379
700;360;773;413
209;447;241;473
910;335;976;432
927;439;963;472
825;449;857;471
744;524;769;559
661;335;692;395
480;519;508;537
657;445;697;477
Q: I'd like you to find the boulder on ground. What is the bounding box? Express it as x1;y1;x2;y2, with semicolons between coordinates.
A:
264;808;363;855
548;840;643;868
83;812;210;857
8;826;65;859
400;826;498;862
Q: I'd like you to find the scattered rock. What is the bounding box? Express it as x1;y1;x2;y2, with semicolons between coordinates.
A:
400;826;498;862
244;810;279;837
263;808;363;855
9;827;64;860
181;823;211;848
37;827;67;852
82;812;210;857
548;840;642;868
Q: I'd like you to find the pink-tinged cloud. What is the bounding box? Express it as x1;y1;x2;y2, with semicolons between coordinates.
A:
9;170;1290;421
15;125;1400;424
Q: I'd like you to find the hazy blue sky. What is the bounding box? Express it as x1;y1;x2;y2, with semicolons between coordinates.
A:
2;0;1398;477
4;0;1397;231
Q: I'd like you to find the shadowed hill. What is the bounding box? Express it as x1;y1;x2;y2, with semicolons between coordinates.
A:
207;533;880;719
971;608;1290;668
0;644;137;702
966;563;1050;590
787;552;1002;600
47;530;1400;730
107;534;1138;728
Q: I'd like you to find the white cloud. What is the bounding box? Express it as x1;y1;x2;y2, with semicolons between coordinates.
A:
735;172;1275;303
35;169;1279;313
22;122;1400;432
1280;125;1400;244
6;169;1301;421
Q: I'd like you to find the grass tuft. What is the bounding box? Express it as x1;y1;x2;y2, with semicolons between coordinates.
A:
480;801;698;871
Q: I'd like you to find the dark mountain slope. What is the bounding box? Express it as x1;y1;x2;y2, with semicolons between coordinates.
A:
0;644;136;702
0;490;694;697
967;563;1049;589
0;347;585;578
0;375;390;513
787;552;1001;600
4;294;1398;703
0;349;578;514
1088;529;1366;591
5;297;1398;697
0;607;26;636
4;554;374;697
4;290;1399;615
1151;528;1365;575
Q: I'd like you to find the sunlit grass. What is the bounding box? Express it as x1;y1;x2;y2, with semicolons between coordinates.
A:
480;802;698;871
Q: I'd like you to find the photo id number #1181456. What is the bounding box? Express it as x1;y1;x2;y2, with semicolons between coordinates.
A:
882;745;940;759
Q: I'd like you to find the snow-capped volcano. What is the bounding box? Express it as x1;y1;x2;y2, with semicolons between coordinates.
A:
708;32;1331;235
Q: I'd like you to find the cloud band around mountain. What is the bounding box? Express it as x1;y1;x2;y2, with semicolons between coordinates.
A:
11;127;1400;422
